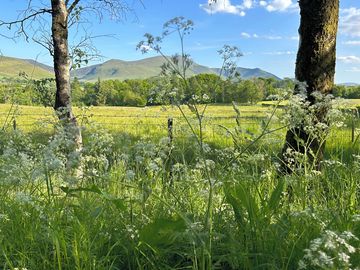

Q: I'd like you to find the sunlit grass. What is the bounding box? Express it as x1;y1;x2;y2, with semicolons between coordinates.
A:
0;102;359;269
0;103;357;150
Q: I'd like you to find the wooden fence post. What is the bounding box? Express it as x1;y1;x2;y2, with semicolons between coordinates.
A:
167;117;173;184
168;118;173;144
352;109;357;143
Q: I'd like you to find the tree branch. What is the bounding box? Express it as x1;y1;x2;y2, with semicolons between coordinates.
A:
0;8;52;41
67;0;81;14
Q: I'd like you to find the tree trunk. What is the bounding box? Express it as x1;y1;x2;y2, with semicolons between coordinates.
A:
51;0;83;178
281;0;339;172
51;0;83;174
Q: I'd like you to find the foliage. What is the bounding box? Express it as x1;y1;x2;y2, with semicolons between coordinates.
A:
0;75;284;107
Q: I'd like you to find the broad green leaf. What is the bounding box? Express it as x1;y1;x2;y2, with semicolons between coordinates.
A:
139;217;186;249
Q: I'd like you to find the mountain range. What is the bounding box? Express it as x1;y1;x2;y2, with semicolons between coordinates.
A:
71;56;281;81
338;82;359;87
0;55;281;81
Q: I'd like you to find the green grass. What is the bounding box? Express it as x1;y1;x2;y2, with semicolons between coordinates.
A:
0;103;359;269
0;102;357;149
0;103;274;144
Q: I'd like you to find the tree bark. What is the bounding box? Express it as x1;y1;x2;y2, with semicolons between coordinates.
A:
281;0;339;172
51;0;82;148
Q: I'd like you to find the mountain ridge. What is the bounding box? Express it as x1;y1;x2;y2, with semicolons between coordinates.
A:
71;55;281;81
0;55;281;81
0;56;53;79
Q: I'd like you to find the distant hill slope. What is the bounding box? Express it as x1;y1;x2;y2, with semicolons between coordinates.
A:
72;56;281;81
338;82;359;87
0;55;280;81
0;56;53;79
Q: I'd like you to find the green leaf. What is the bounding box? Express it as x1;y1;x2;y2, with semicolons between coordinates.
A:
102;192;126;211
60;185;102;195
139;217;186;249
234;182;258;221
266;180;284;216
224;184;245;226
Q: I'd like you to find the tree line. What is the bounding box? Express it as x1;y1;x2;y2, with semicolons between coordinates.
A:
1;75;357;108
0;75;297;107
332;84;360;99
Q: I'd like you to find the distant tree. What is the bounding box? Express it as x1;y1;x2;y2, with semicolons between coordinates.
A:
125;79;153;98
82;82;98;106
123;90;146;107
236;80;263;104
332;85;347;98
71;77;83;105
187;74;224;103
281;0;340;172
32;78;57;107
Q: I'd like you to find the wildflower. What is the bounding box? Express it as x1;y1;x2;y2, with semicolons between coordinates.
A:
298;229;358;269
125;170;135;180
202;143;212;154
202;93;210;101
0;214;10;222
148;161;159;172
352;214;360;222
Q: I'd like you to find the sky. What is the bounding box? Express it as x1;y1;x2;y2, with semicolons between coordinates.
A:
0;0;360;83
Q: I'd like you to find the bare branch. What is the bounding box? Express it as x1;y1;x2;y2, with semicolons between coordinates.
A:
0;8;52;41
67;0;81;14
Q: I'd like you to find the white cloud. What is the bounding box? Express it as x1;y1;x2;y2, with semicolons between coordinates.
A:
264;0;297;12
200;0;297;16
343;40;360;46
290;35;299;41
200;0;250;16
346;67;360;72
240;32;283;40
340;8;360;36
263;51;295;55
139;44;153;52
241;32;251;38
264;35;282;40
338;55;360;64
259;1;267;7
242;0;253;9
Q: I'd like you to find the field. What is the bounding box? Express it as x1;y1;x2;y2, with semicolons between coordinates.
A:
1;101;358;150
0;102;359;269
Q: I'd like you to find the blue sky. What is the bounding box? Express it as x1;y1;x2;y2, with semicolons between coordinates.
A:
1;0;360;83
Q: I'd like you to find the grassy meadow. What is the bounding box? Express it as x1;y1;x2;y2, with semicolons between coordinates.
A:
0;101;358;150
0;101;359;269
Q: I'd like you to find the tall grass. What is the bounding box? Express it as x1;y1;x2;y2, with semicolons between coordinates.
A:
0;99;359;269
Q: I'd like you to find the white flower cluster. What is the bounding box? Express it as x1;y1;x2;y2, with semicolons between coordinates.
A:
298;230;359;269
283;84;344;143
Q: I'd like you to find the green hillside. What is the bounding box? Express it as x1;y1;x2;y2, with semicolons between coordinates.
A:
0;55;280;81
72;56;281;81
0;56;53;80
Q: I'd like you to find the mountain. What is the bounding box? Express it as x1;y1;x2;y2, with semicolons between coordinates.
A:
338;82;359;87
24;59;54;73
71;56;281;81
0;56;53;79
0;55;280;81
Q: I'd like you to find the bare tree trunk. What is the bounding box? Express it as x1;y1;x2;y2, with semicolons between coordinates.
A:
51;0;83;174
51;0;83;178
281;0;339;172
